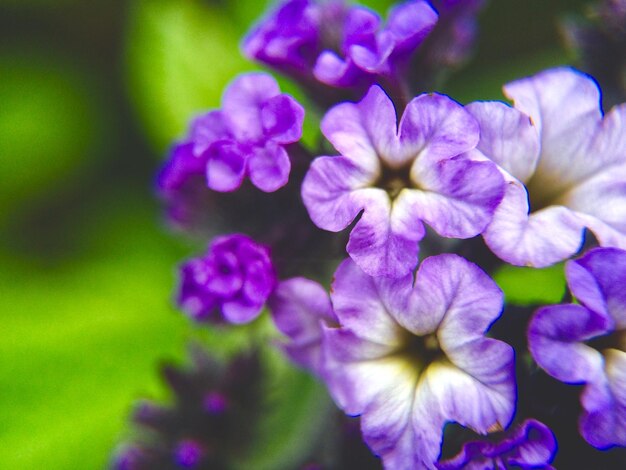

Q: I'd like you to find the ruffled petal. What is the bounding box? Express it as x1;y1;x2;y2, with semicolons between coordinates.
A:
205;140;247;192
268;277;336;374
321;85;395;173
404;156;504;238
329;258;409;346
301;155;375;231
221;73;281;142
503;67;603;191
247;142;291;192
483;178;585;267
399;93;479;166
260;94;305;144
346;188;422;277
528;304;610;383
465;100;540;183
189;110;230;155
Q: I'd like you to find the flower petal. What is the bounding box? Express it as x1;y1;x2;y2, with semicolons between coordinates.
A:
399;93;479;166
247;142;291;192
260;94;305;144
483;178;585;267
465;100;540;183
528;304;610;383
205;140;247;192
189;110;230;155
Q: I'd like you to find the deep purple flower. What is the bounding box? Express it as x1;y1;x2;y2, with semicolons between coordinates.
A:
159;72;304;196
178;234;276;324
528;247;626;448
268;277;338;375
437;419;557;469
321;254;516;468
301;85;505;277
244;0;437;90
468;67;626;267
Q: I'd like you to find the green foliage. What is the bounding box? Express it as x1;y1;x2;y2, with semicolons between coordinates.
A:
126;0;252;153
494;263;567;306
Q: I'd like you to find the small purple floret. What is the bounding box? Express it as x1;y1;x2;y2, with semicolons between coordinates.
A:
178;234;276;325
174;440;204;468
244;0;437;90
437;419;557;469
203;391;228;415
528;247;626;448
158;73;304;198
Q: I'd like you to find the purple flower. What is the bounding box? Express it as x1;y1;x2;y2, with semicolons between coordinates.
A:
268;277;338;375
437;419;557;469
528;247;626;449
467;67;626;267
321;254;516;468
159;72;304;195
301;85;505;278
244;0;437;90
178;234;276;324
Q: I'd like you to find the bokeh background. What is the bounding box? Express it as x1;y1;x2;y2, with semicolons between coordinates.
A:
0;0;589;467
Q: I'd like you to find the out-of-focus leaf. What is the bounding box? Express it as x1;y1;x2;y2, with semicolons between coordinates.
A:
0;194;193;469
126;0;252;153
493;263;567;306
0;50;104;217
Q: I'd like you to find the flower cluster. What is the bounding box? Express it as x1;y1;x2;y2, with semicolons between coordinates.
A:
117;1;626;468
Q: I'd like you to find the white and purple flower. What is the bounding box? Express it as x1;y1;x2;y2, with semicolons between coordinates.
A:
322;254;516;468
160;72;304;195
437;419;557;469
177;234;276;325
301;85;505;277
468;67;626;267
528;247;626;449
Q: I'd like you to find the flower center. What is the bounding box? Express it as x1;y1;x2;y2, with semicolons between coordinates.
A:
398;332;444;369
377;163;414;199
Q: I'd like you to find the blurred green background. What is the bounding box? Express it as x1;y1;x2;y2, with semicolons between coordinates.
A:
0;0;586;467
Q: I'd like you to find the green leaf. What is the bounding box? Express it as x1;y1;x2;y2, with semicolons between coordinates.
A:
126;0;252;153
493;263;567;306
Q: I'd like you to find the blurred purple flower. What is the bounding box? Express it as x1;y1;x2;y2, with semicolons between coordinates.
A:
268;277;338;375
178;234;276;324
301;85;504;277
322;255;516;468
437;419;557;469
469;67;626;267
529;247;626;448
244;0;437;90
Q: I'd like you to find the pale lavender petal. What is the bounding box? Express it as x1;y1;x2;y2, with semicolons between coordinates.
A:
483;178;585;267
205;141;246;192
465;101;540;183
321;86;395;173
301;156;374;231
349;31;395;74
189;110;230;155
222;73;281;142
313;51;365;88
247;143;291;192
403;156;504;238
346;188;422;277
260;94;305;144
568;247;626;328
528;304;610;383
329;258;408;346
268;277;336;373
564;164;626;250
399;93;479;166
503;67;603;190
